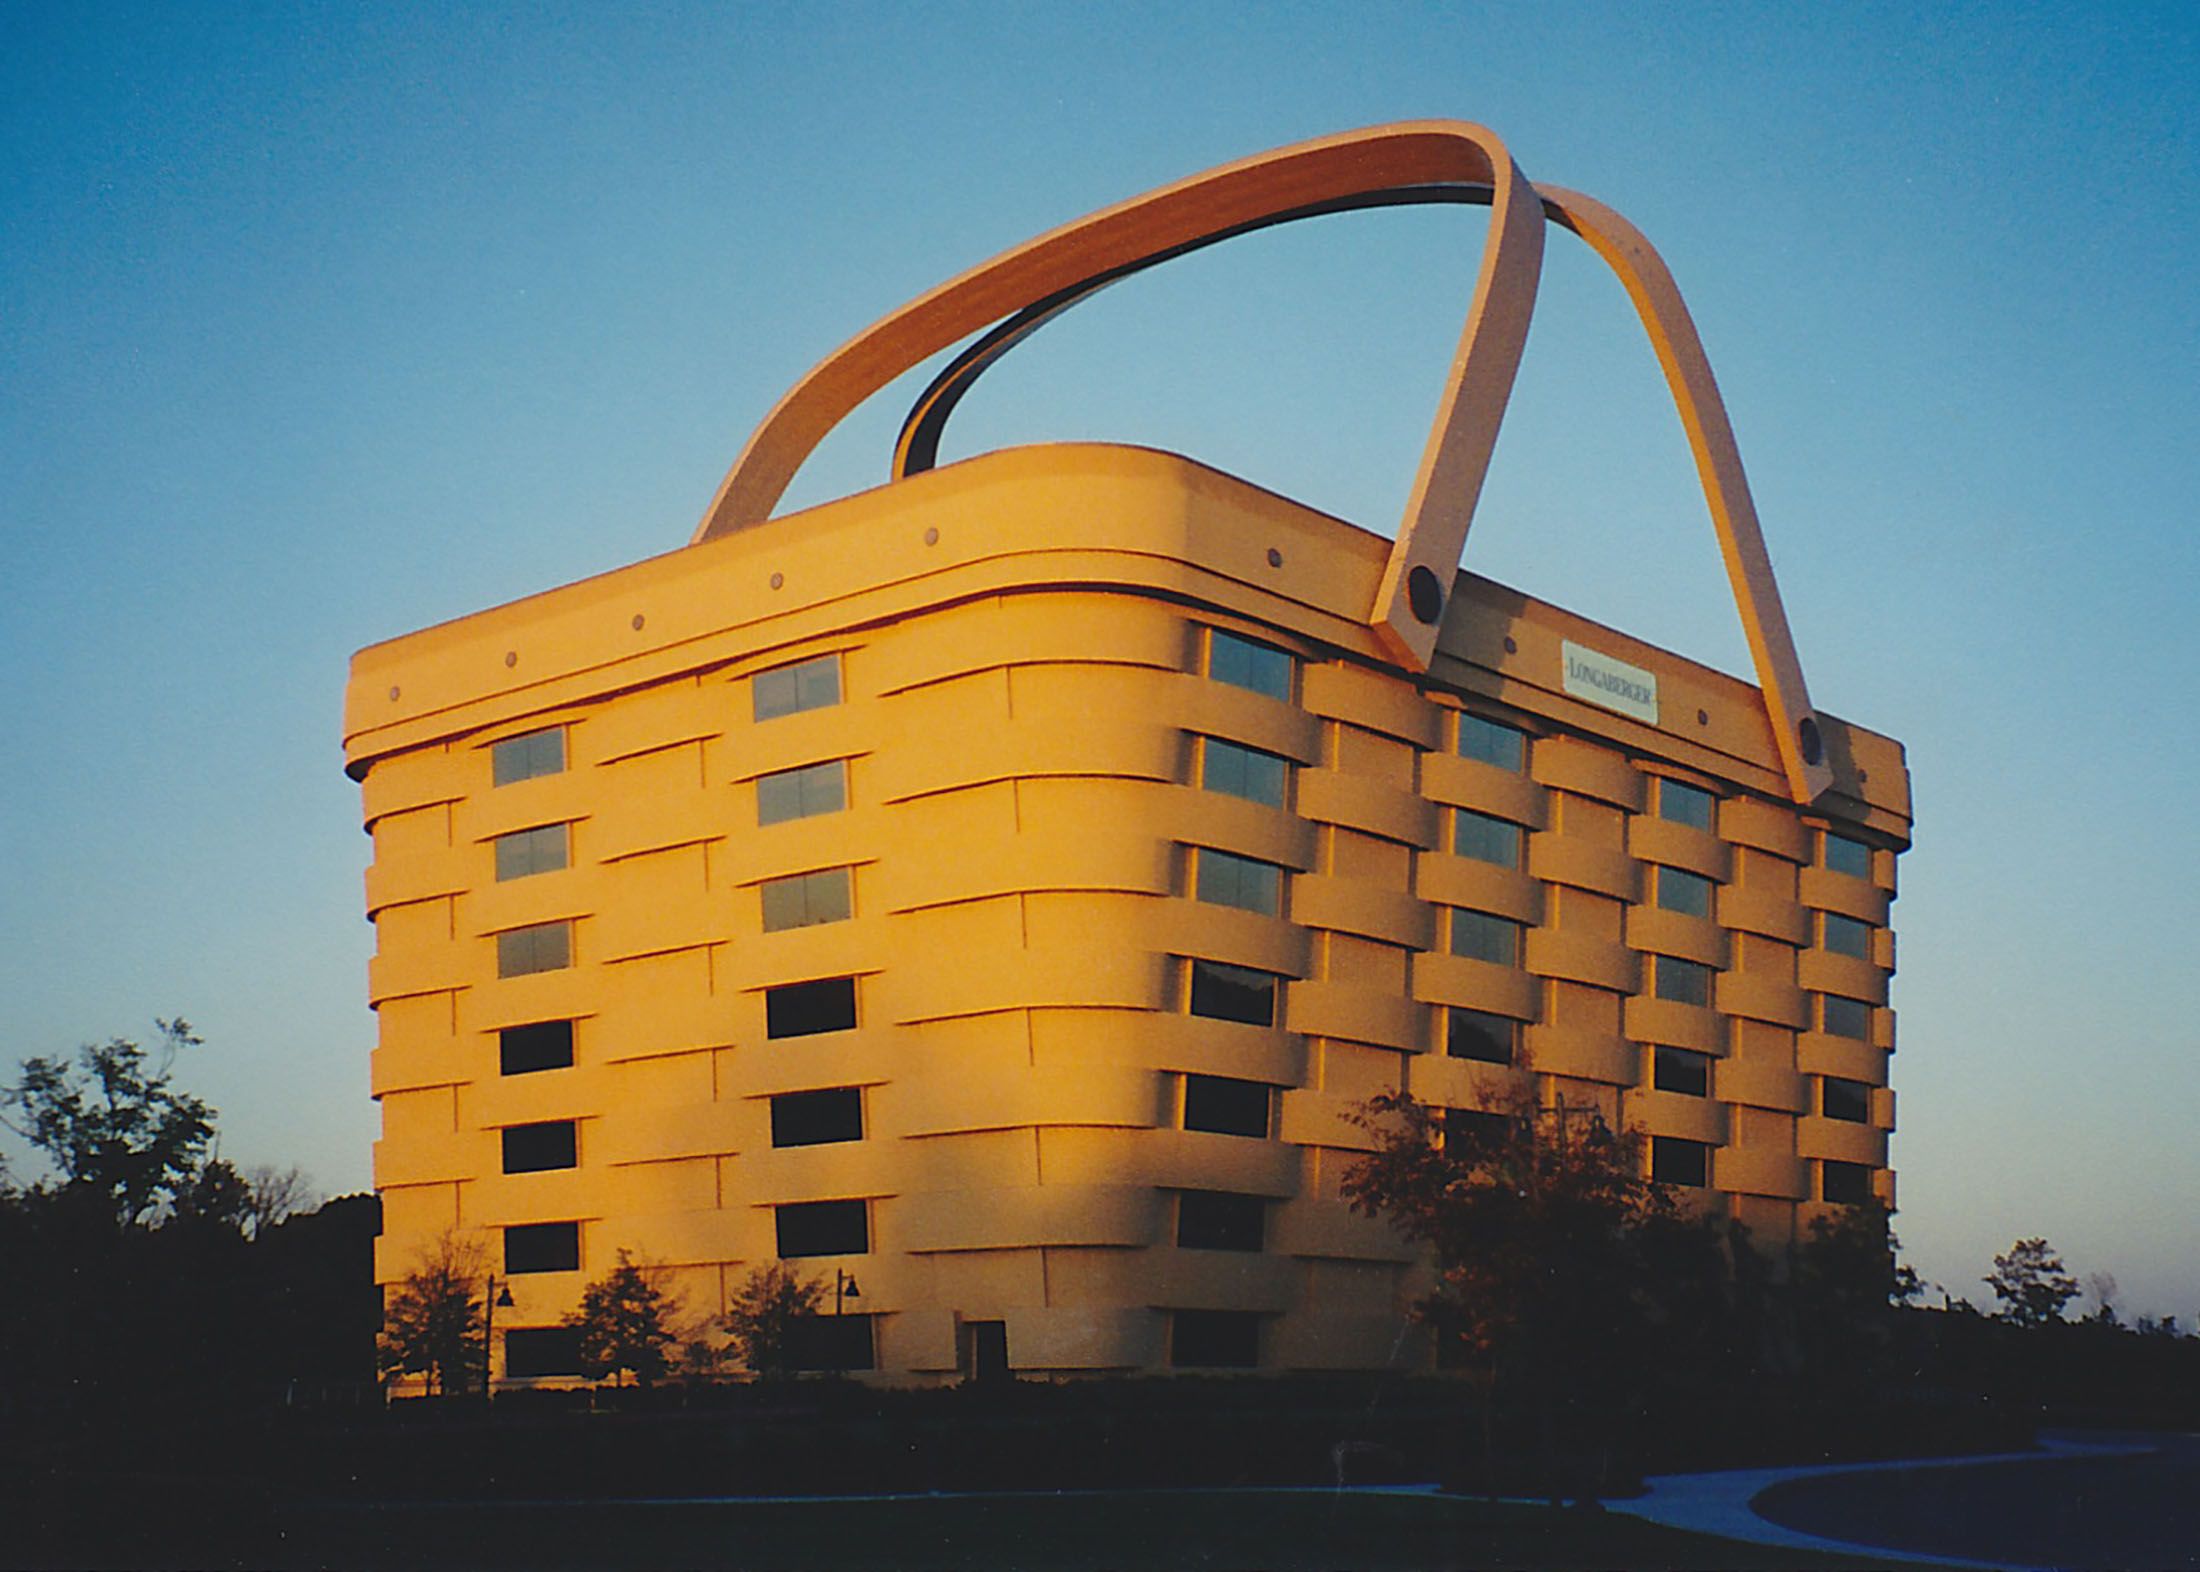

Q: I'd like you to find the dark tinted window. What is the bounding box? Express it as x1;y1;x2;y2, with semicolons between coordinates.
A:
1655;866;1714;919
1446;1008;1517;1065
1453;809;1522;867
505;1221;580;1275
1822;1077;1872;1123
1450;909;1520;965
776;1199;869;1258
1653;1047;1712;1097
1823;833;1872;878
491;727;565;787
1819;993;1872;1040
753;655;841;721
1188;960;1277;1027
497;921;571;978
494;823;569;881
1183;1074;1269;1138
1457;714;1526;771
1171;1309;1260;1369
1201;738;1289;807
500;1019;574;1075
1657;780;1716;831
1442;1108;1513;1153
1208;631;1292;700
503;1326;585;1377
1651;1137;1711;1188
761;867;853;932
766;977;857;1039
1820;911;1871;958
1653;954;1713;1007
1177;1191;1266;1252
1195;849;1283;915
771;1088;864;1148
501;1121;577;1174
1821;1160;1875;1204
757;760;846;825
785;1313;875;1371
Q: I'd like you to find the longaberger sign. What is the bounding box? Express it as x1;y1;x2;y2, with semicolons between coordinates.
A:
1562;640;1659;725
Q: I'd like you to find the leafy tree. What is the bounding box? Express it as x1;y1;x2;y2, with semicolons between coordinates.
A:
378;1233;487;1396
1788;1201;1920;1388
566;1249;680;1387
1985;1237;2080;1327
722;1262;824;1380
0;1020;215;1228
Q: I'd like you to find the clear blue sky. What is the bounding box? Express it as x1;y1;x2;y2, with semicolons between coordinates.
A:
3;2;2193;1320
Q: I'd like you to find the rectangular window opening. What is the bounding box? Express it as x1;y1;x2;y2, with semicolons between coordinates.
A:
501;1120;578;1174
1819;993;1873;1040
765;977;858;1039
1171;1309;1260;1369
1187;959;1278;1027
1207;630;1293;701
770;1087;864;1148
1820;911;1871;959
1821;1159;1875;1205
491;727;566;787
753;655;842;721
494;823;570;882
1449;909;1522;966
499;1019;575;1076
1457;714;1526;771
756;760;847;826
761;867;855;932
1654;866;1715;919
1656;780;1716;832
1453;809;1523;868
1199;737;1289;807
502;1326;585;1378
1176;1191;1267;1252
1182;1074;1271;1138
1446;1007;1518;1065
505;1221;580;1275
1652;1046;1712;1097
496;921;572;979
1652;954;1714;1008
1194;849;1283;916
1821;1076;1872;1123
775;1199;869;1258
1441;1107;1514;1154
1651;1136;1711;1188
785;1313;875;1372
1822;832;1873;879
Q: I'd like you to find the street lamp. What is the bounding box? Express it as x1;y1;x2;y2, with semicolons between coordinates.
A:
483;1276;515;1397
834;1269;860;1316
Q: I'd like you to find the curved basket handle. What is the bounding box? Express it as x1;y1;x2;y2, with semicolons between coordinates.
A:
691;120;1547;670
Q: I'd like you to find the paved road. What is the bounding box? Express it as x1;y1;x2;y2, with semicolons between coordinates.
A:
1748;1431;2200;1571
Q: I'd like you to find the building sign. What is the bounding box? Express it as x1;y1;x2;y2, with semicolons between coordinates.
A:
1562;640;1659;724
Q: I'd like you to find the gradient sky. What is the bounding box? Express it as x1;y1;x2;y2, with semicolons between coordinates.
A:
3;2;2193;1320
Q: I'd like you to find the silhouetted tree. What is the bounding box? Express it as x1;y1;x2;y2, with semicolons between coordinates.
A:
722;1262;824;1380
567;1250;680;1387
378;1233;486;1396
1985;1237;2080;1327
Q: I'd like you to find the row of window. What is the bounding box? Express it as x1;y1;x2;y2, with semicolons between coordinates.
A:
1649;1140;1878;1202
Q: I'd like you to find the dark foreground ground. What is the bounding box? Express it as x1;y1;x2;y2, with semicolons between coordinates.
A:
20;1486;1954;1572
1753;1430;2200;1572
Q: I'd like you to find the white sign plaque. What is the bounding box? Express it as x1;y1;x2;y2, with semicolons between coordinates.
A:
1562;640;1659;725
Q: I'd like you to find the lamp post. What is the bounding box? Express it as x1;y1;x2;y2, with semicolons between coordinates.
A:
482;1276;515;1398
834;1269;860;1316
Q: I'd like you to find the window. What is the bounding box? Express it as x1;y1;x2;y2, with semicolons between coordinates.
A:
496;921;571;978
1820;911;1871;959
1453;809;1523;868
761;867;854;932
1449;909;1521;966
1441;1107;1514;1153
491;727;565;787
1170;1309;1260;1369
765;977;858;1039
1821;1076;1872;1123
502;1326;585;1378
785;1313;875;1372
757;760;846;826
1656;779;1716;832
1818;993;1872;1040
494;823;569;882
1176;1191;1266;1252
1651;1136;1711;1188
1200;737;1289;807
1183;1074;1270;1138
1821;1159;1875;1205
505;1221;580;1275
1195;849;1283;916
775;1199;868;1258
1457;714;1526;771
1446;1007;1518;1065
1822;832;1872;879
499;1019;574;1076
771;1088;864;1148
1652;954;1713;1007
1187;960;1278;1027
753;655;841;721
501;1120;577;1174
1654;866;1714;919
1207;630;1292;700
1653;1046;1712;1097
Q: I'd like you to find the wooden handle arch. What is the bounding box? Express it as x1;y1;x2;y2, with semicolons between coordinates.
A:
695;120;1834;804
